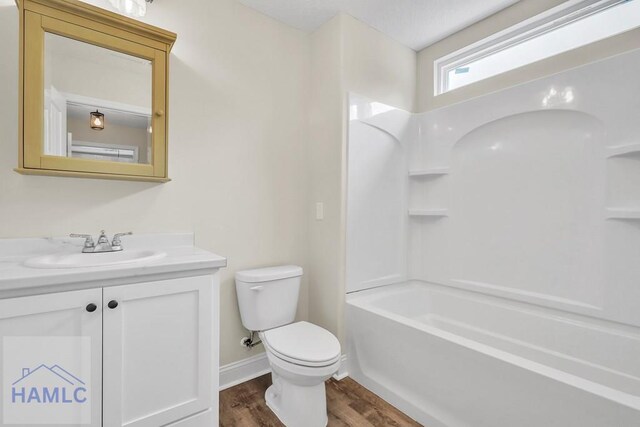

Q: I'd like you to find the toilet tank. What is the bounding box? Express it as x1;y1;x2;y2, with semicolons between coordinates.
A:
235;265;303;331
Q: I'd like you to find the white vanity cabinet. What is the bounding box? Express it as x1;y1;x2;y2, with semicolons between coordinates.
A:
0;288;104;427
0;233;225;427
103;275;217;427
0;275;218;427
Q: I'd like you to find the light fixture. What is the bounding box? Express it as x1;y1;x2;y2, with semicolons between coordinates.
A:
90;110;105;131
108;0;153;18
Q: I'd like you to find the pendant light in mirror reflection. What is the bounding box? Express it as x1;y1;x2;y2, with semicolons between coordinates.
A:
108;0;153;18
90;110;105;130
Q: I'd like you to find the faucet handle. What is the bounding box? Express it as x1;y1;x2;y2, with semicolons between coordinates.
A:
70;234;95;249
111;232;133;250
96;230;110;244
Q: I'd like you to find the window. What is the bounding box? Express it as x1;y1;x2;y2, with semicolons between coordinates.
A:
435;0;640;95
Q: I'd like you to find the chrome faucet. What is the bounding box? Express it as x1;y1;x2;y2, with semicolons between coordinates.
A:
70;230;133;253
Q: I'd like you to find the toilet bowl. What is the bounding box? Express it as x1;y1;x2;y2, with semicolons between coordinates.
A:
261;321;341;426
235;266;341;427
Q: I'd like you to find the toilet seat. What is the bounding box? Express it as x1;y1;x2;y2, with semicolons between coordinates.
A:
262;321;341;367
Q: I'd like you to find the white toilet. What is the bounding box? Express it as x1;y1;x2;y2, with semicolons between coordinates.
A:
235;265;341;427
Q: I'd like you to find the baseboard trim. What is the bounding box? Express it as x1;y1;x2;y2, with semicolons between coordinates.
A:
219;353;270;391
220;352;348;390
333;354;349;381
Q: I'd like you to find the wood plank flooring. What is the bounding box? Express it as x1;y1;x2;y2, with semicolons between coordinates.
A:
220;374;422;426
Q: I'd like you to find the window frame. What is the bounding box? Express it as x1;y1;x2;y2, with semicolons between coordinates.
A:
434;0;630;96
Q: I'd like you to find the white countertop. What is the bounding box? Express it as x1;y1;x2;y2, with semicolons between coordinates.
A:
0;233;226;297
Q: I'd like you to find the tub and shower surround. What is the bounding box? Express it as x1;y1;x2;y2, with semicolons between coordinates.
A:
345;49;640;426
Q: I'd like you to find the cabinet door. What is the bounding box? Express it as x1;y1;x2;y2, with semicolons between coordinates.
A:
103;276;214;427
0;288;103;427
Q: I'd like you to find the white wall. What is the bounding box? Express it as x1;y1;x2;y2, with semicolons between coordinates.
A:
0;0;310;366
307;14;416;343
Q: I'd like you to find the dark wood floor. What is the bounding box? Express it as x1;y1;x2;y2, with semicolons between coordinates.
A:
220;374;422;426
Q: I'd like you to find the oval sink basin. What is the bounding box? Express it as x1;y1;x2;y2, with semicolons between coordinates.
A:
24;249;167;269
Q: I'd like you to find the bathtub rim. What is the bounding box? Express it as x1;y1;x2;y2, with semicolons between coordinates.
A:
346;280;640;412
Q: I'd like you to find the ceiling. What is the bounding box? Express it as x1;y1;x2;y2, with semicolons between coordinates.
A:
235;0;521;51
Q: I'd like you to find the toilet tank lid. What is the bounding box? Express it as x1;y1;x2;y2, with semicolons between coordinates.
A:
235;265;303;283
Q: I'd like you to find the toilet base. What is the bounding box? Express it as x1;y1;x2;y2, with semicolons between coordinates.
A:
265;371;328;427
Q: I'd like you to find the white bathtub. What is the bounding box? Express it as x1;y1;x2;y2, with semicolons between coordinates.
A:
346;281;640;427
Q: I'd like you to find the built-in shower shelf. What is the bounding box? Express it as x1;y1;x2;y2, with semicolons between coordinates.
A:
605;208;640;220
408;209;449;217
606;144;640;158
409;168;450;177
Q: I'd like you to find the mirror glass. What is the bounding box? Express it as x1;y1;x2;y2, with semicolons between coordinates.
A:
43;33;152;164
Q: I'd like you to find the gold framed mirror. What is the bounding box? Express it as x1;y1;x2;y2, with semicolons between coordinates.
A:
15;0;176;182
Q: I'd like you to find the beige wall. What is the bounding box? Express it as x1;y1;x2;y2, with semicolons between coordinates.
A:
307;14;416;344
2;0;411;369
307;15;344;342
342;14;416;113
417;0;640;112
0;0;310;366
